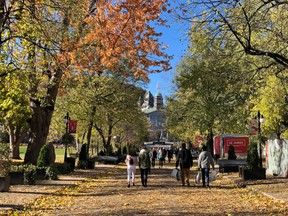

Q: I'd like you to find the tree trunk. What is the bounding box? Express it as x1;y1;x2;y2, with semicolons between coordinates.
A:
24;65;62;164
95;125;107;153
206;130;214;157
106;114;113;149
86;121;93;157
86;106;96;156
9;125;28;159
24;105;54;164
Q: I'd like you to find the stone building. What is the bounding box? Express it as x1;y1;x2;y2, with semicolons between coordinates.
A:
141;91;168;141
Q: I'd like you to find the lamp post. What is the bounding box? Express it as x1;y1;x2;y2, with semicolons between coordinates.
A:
63;112;70;162
256;110;265;167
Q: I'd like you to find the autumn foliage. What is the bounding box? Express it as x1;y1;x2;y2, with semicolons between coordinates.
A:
66;0;171;81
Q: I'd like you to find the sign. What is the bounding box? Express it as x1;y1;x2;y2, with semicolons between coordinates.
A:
248;119;258;135
223;137;249;154
69;120;78;134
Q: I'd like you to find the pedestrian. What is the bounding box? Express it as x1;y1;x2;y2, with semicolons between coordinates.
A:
125;150;137;188
157;148;164;168
167;148;173;163
163;148;167;164
174;148;179;159
152;148;157;168
198;145;215;187
176;143;193;187
138;145;151;187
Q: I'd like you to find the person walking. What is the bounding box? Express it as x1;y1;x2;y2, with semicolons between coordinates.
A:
157;148;164;168
125;150;137;188
198;145;215;187
167;148;173;163
138;146;151;187
176;143;193;187
152;148;157;168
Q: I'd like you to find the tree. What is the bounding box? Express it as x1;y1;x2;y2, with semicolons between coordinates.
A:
52;74;149;155
166;27;253;143
0;0;171;164
176;0;288;71
252;74;288;138
0;71;31;159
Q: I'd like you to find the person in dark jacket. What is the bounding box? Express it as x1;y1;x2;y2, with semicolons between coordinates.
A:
167;148;173;163
152;148;157;168
138;146;151;187
176;143;193;187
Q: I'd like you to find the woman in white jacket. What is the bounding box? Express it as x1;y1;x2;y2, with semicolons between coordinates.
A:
125;151;138;188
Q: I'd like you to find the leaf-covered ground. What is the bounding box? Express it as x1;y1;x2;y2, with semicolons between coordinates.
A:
3;161;288;216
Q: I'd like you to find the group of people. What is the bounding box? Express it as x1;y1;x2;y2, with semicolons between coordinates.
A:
150;147;174;168
125;146;150;187
176;143;214;187
125;143;214;188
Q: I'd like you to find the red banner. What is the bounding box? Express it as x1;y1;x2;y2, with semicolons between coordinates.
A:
223;137;249;154
69;120;77;134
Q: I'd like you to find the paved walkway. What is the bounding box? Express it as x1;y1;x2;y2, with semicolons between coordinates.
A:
0;161;287;215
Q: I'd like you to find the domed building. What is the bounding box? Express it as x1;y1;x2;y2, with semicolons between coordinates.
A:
141;90;168;142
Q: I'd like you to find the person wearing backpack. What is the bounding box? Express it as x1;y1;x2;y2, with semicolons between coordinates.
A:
138;145;151;187
125;150;137;188
176;143;193;187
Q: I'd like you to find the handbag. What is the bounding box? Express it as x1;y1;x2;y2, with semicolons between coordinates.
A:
195;171;201;184
171;168;181;181
209;170;217;182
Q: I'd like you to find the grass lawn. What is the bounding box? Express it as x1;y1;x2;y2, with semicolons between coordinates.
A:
19;145;77;163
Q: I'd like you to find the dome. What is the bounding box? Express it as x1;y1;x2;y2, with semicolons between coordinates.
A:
155;92;163;97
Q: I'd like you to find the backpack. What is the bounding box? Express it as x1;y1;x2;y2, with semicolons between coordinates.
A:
129;156;134;165
158;152;163;160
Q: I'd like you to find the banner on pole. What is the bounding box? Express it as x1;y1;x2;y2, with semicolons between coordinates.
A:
248;119;258;135
69;120;77;134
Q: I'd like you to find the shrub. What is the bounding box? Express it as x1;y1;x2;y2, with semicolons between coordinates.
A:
117;146;122;155
46;165;59;180
247;140;259;169
0;131;9;143
122;146;127;155
23;164;36;185
0;144;11;177
228;145;237;160
55;162;72;174
37;143;56;168
10;164;25;172
61;134;74;144
77;160;88;169
79;144;87;161
37;144;50;168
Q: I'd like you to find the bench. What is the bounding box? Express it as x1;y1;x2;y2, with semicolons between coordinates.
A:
69;153;79;159
218;159;247;173
97;156;119;164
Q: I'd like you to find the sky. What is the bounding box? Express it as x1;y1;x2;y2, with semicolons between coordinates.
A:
146;1;189;101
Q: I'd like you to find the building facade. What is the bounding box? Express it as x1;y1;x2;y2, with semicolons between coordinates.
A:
141;91;168;142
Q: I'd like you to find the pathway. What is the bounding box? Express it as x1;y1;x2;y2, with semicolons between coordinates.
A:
5;161;287;216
